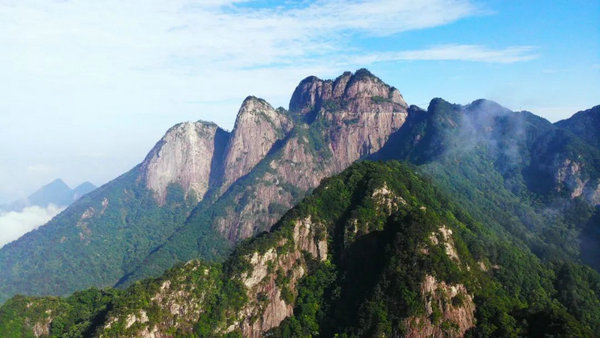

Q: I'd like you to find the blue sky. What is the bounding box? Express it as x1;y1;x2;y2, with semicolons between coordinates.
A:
0;0;598;203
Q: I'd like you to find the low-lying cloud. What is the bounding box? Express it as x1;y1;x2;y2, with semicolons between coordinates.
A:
0;204;64;248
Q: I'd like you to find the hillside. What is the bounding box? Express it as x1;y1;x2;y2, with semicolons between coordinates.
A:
1;161;598;337
373;98;600;266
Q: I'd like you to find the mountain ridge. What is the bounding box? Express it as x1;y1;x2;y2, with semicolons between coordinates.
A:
0;69;410;303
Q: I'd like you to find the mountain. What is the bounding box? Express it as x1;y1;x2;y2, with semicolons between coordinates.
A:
0;69;409;303
1;162;598;336
556;105;600;150
0;179;97;213
72;182;97;201
372;98;600;268
374;98;600;203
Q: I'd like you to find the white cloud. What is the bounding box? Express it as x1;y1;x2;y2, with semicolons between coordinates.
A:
0;204;64;248
349;44;538;64
0;0;481;79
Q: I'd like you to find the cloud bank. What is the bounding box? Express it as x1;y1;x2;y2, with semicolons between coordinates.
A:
0;205;64;248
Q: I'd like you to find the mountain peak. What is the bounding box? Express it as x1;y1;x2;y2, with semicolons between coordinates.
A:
555;105;600;150
141;120;227;204
238;96;275;116
289;69;407;115
72;182;96;199
27;178;74;208
222;95;292;190
46;178;70;189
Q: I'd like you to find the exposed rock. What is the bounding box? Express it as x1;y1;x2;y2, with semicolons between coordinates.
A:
140;121;229;204
101;261;219;337
404;275;476;338
372;183;406;213
555;158;587;196
215;70;408;242
224;216;328;337
289;69;407;115
438;225;460;262
125;310;149;329
552;157;600;206
222;97;292;191
32;314;52;337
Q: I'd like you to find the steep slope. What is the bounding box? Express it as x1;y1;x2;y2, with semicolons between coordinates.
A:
213;68;408;241
2;67;598;321
2;162;597;337
140;120;229;204
116;69;408;286
221;96;292;191
373;98;600;270
0;124;221;303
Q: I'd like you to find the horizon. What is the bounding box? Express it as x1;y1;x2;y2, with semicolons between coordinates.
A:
1;0;599;203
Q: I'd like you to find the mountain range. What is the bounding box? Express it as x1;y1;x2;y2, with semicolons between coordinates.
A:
0;69;599;337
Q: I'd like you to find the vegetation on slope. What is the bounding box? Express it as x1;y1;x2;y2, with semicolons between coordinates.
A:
1;161;598;336
0;168;213;304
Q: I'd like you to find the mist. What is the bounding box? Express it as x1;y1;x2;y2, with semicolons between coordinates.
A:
0;204;64;248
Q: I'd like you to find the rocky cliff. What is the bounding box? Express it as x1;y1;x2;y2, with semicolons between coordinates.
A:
140;121;229;204
135;69;407;243
221;96;292;191
211;69;408;242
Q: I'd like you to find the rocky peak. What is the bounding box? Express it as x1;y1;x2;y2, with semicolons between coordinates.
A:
140;121;229;205
213;71;410;242
221;96;293;190
289;69;407;116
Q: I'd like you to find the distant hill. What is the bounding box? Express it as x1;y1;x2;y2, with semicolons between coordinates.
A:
0;179;97;213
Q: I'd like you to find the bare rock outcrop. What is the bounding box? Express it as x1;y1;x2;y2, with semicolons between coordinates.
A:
101;261;220;337
289;69;407;115
404;275;476;338
215;70;408;242
222;96;292;191
140;121;228;204
224;216;328;337
553;157;600;206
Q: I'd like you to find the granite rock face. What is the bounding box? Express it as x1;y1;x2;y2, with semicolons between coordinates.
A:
289;69;407;116
140;121;229;204
221;96;292;191
141;69;409;242
213;69;408;242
